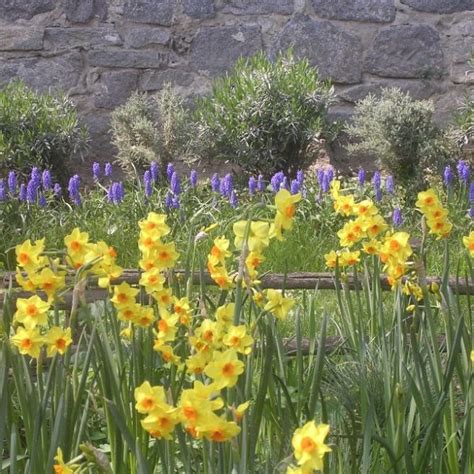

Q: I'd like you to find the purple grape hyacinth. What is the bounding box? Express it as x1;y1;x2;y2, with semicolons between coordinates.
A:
167;163;175;181
165;191;173;209
150;161;159;182
248;176;257;195
92;162;101;181
457;160;470;183
42;170;52;190
443;166;453;187
257;174;265;192
358;168;366;187
220;174;233;197
31;167;41;186
296;170;304;186
271;172;285;192
8;171;17;195
0;179;6;201
19;184;27;201
38;194;47;208
26;179;38;203
229;190;238;208
392;208;403;227
373;171;382;202
53;183;62;197
170;172;181;195
68;175;81;205
290;179;300;195
104;162;112;177
144;170;153;198
211;174;220;193
386;175;394;194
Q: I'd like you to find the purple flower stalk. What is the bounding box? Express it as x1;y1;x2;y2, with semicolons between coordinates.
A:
166;163;175;181
108;182;124;205
172;195;180;209
170;172;181;195
321;173;330;194
392;208;403;227
358;168;366;187
443;166;453;187
386;175;394;194
248;176;257;195
290;179;300;195
373;171;382;202
92;162;101;181
271;172;285;192
469;181;474;204
42;170;52;190
457;160;470;183
0;179;6;201
257;174;265;192
38;194;47;208
31;167;41;186
68;175;81;205
326;168;334;184
211;174;220;193
229;190;238;208
296;170;304;186
220;174;233;197
53;183;62;197
26;179;38;203
190;170;198;188
104;162;112;177
144;170;153;198
281;177;289;190
8;171;17;195
150;161;159;182
19;184;27;201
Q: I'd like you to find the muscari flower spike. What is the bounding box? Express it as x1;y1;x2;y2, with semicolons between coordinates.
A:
443;166;453;187
211;173;220;193
229;190;238;208
150;161;159;182
8;171;17;195
42;170;52;190
457;160;470;183
144;170;153;198
170;172;181;195
92;162;100;181
386;175;394;194
392;207;403;227
167;163;175;181
358;168;366;186
19;184;27;201
248;176;257;195
68;175;81;205
0;179;6;201
257;174;265;192
104;162;112;177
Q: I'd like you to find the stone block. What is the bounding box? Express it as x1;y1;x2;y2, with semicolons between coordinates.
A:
0;28;44;51
190;25;263;75
0;53;82;92
311;0;395;23
222;0;293;15
271;15;363;84
400;0;473;13
63;0;107;22
94;70;139;108
450;64;474;84
183;0;215;18
123;0;175;25
365;25;445;79
0;0;55;20
45;27;122;50
338;80;441;103
89;50;172;68
140;69;194;90
124;28;171;48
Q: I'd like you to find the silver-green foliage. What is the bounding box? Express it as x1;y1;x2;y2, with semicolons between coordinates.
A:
195;51;338;176
0;81;88;181
110;84;192;175
346;88;458;183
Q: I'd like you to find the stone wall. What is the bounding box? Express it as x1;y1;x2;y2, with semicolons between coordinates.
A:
0;0;473;169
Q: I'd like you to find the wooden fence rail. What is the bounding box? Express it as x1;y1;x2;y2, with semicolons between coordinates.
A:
1;270;472;310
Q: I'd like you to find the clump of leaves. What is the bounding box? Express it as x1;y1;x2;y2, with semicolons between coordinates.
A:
194;50;338;177
346;88;459;185
0;81;89;183
110;84;193;176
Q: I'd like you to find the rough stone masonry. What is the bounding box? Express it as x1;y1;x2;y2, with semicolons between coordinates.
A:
0;0;473;168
